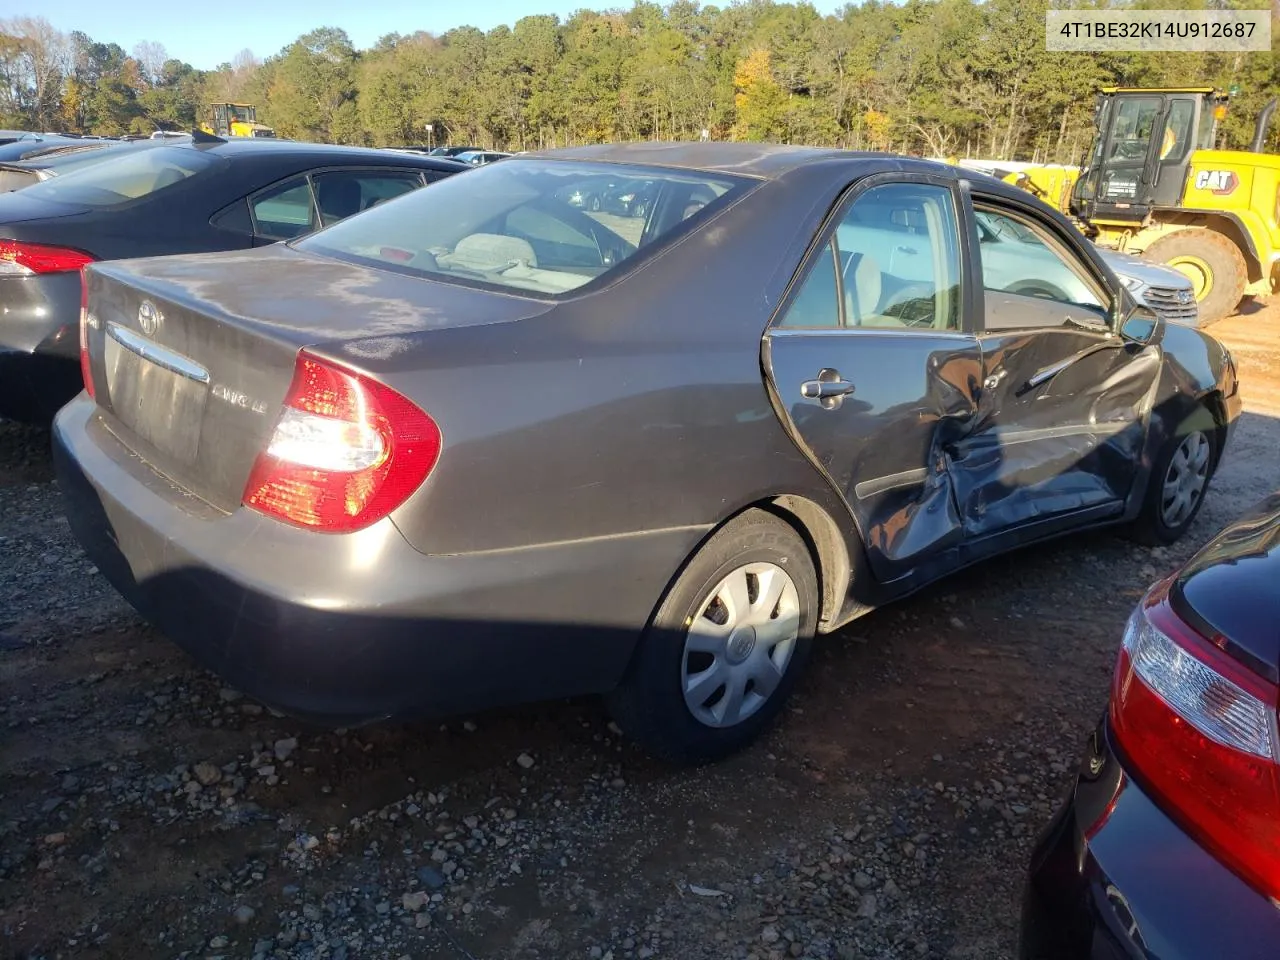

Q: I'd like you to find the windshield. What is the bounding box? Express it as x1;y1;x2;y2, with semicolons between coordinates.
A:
297;159;750;297
229;105;255;123
20;146;225;207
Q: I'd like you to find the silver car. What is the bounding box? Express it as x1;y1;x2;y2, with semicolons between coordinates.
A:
1097;247;1200;327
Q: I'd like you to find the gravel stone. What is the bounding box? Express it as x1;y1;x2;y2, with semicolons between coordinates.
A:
2;321;1277;960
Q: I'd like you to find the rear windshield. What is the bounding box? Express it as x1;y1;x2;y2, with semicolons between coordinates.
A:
0;167;38;192
296;158;750;297
19;146;225;207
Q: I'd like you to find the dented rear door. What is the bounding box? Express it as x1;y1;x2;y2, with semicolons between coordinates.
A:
763;175;982;584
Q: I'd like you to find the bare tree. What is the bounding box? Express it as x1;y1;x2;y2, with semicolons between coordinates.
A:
132;40;168;84
1;17;70;129
910;120;959;158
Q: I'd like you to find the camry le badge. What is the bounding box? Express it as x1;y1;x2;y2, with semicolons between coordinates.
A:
137;300;162;337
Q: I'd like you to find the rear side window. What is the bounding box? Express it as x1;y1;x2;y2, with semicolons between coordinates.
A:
296;158;749;297
778;181;962;330
19;146;224;207
311;170;424;226
251;176;316;240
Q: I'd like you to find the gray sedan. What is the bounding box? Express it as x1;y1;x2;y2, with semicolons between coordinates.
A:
54;144;1240;762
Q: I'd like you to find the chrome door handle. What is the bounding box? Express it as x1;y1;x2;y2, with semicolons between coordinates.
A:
800;369;855;409
801;379;855;399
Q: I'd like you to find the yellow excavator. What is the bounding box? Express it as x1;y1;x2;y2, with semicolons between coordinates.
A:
199;103;276;139
996;87;1280;324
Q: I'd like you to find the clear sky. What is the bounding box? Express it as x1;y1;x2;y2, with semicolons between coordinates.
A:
26;0;848;71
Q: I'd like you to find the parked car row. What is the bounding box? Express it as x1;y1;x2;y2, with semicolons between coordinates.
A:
0;135;1259;956
0;134;467;421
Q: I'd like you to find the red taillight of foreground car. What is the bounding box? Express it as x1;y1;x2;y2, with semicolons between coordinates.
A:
242;352;441;532
1110;580;1280;901
78;268;94;400
0;239;96;276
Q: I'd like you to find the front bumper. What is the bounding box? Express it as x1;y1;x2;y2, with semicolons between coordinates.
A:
53;396;698;724
1020;720;1280;960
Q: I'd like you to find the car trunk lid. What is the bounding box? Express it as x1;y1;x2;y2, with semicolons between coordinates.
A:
84;244;549;512
0;190;86;224
1173;491;1280;681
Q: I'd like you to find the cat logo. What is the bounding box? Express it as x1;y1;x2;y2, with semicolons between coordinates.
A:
1193;170;1238;196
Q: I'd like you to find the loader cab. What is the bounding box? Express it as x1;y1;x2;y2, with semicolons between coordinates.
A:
1072;87;1222;222
210;103;230;137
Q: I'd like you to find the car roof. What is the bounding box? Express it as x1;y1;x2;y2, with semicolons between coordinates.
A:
187;137;469;169
534;142;903;179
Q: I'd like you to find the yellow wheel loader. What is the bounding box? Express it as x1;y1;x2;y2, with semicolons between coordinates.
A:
199;103;276;140
1001;87;1280;324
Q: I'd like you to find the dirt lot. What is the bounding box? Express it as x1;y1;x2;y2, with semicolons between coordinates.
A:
2;305;1279;960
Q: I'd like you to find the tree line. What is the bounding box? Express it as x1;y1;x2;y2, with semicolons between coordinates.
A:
2;0;1277;163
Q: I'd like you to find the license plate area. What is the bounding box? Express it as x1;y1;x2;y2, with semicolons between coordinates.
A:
104;323;209;466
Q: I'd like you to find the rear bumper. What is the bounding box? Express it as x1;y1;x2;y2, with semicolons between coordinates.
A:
1020;720;1280;960
0;348;81;422
54;397;701;723
0;272;81;422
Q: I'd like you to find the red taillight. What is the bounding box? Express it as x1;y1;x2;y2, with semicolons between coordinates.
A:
1110;581;1280;900
79;268;94;399
0;239;95;275
242;352;441;532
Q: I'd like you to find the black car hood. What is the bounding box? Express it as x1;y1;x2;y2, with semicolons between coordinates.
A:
0;190;84;224
1174;491;1280;678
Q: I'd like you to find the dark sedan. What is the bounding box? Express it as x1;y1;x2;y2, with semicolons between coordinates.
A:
1020;492;1280;960
54;144;1239;763
601;176;659;217
0;136;466;422
0;134;99;162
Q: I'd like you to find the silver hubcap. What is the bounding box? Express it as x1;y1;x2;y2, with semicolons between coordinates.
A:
682;562;800;729
1161;431;1211;528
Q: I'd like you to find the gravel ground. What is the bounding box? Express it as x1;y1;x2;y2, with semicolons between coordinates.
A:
2;305;1278;960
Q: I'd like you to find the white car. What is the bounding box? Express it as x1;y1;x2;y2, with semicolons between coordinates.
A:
972;211;1199;327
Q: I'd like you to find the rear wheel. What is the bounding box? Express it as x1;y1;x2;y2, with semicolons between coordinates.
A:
607;509;818;763
1129;409;1218;545
1143;229;1246;325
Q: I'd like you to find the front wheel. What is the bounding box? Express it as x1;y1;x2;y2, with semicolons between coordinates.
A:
1129;413;1218;545
607;509;818;764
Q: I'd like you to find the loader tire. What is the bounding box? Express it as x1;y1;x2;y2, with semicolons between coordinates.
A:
1143;228;1247;325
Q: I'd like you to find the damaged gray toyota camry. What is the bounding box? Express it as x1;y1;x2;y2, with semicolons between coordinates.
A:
53;143;1241;763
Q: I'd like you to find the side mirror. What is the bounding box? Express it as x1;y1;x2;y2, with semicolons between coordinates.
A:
1119;304;1160;345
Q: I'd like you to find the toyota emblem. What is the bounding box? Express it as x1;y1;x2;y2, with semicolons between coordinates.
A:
138;300;162;337
1176;289;1194;305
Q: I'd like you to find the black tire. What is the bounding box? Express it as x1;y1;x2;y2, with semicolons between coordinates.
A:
1143;229;1246;325
1128;405;1220;546
606;509;818;764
